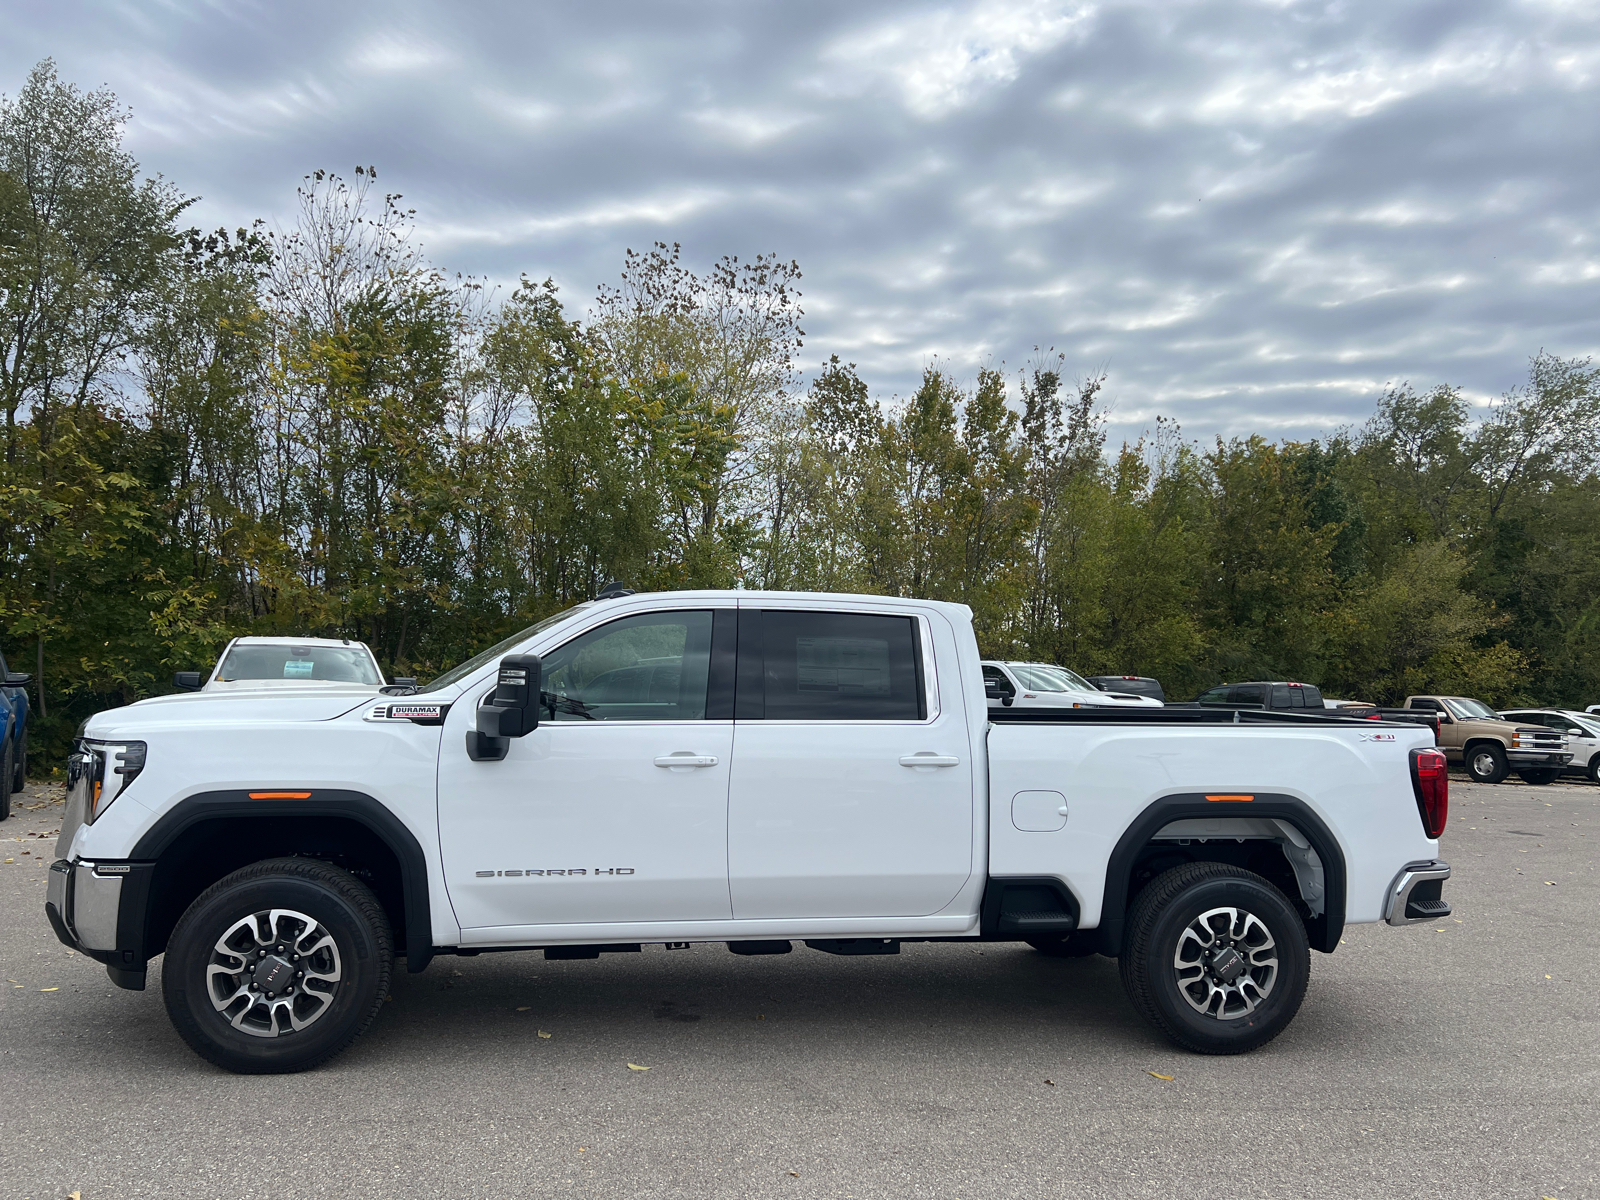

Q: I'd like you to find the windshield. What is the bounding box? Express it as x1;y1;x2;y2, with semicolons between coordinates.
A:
1443;697;1498;720
1010;664;1094;692
418;604;590;694
217;644;381;685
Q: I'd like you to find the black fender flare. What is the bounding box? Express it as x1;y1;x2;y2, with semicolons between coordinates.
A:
1095;792;1347;955
130;789;435;973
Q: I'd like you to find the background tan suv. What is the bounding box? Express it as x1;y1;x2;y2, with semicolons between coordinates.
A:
1404;696;1570;784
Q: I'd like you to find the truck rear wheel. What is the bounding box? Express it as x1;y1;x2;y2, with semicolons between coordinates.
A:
162;857;392;1074
1119;862;1309;1055
11;731;25;793
1466;743;1509;784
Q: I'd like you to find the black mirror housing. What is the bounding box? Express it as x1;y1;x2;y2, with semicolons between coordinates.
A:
174;671;203;691
4;672;32;687
468;654;542;761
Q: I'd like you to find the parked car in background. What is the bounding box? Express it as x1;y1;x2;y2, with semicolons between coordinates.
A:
0;646;32;817
1498;708;1600;784
1086;675;1166;703
174;637;400;694
982;661;1162;708
1194;681;1325;711
1403;696;1570;784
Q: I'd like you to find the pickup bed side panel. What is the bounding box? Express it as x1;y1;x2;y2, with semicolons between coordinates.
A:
986;722;1438;933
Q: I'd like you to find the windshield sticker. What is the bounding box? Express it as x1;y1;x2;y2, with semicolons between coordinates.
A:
283;660;314;678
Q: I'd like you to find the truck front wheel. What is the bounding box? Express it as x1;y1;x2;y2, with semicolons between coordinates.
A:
1466;743;1509;784
162;857;392;1074
1119;862;1310;1055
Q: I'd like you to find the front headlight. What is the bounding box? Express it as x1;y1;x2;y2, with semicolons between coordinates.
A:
82;740;146;823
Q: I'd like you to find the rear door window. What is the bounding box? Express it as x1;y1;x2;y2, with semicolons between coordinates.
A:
752;611;925;721
1197;686;1230;705
1271;684;1293;708
1233;685;1267;707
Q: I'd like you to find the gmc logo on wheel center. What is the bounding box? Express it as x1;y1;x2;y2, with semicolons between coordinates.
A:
474;868;637;878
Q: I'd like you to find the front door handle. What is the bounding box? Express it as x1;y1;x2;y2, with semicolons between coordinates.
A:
654;753;719;769
899;753;960;768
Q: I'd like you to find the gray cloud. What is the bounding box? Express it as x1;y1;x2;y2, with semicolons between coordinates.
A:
6;0;1600;445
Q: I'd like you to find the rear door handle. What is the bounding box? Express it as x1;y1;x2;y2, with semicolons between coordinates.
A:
899;753;960;768
654;753;719;769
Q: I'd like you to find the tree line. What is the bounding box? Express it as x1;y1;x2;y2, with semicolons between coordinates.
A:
5;60;1600;766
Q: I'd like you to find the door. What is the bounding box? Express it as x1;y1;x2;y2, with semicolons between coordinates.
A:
438;607;735;931
727;608;974;920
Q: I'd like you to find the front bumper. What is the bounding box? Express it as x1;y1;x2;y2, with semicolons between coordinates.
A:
45;858;150;989
1383;860;1452;925
1506;750;1573;766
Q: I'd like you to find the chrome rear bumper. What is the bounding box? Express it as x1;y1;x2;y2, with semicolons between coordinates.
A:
1383;859;1452;925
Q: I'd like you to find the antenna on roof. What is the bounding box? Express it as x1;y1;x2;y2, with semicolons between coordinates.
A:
596;581;635;601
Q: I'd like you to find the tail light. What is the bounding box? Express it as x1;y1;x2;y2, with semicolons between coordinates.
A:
1410;747;1448;838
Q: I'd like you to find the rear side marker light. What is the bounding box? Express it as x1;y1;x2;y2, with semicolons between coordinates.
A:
1409;748;1449;838
1205;794;1254;802
249;791;312;800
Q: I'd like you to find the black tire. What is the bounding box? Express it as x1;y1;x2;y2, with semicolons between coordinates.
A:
1589;757;1600;785
1119;862;1310;1055
1465;742;1509;784
11;731;24;793
1025;932;1099;958
0;737;12;820
1517;767;1561;785
162;857;392;1074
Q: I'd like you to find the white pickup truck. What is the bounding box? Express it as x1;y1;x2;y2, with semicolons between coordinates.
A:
46;590;1453;1074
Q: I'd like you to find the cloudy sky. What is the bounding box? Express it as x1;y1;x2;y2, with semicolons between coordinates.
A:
6;0;1599;445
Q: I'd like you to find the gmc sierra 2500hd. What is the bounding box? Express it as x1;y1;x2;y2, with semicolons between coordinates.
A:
46;590;1452;1074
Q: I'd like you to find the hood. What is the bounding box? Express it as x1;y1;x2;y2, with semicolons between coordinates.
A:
204;678;381;692
83;687;376;738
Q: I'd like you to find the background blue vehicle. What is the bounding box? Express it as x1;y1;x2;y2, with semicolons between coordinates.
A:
0;646;33;819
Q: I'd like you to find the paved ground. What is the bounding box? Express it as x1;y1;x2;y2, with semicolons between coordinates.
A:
1;776;1595;1200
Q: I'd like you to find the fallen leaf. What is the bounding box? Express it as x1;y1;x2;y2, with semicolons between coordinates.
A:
1044;1079;1055;1086
578;1147;587;1153
788;1171;799;1177
538;1030;551;1039
516;1006;531;1011
41;987;59;992
3;859;12;864
1545;881;1556;886
1148;1071;1174;1080
69;1193;81;1200
1546;975;1552;979
627;1062;650;1071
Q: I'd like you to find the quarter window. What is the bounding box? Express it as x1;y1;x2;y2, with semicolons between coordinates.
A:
539;611;713;722
758;611;925;721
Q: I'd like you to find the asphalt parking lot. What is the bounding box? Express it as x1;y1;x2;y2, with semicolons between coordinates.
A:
2;777;1595;1200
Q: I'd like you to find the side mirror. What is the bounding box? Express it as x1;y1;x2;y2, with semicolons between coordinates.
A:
4;672;32;687
174;671;203;691
1002;695;1014;707
466;653;541;762
1436;713;1452;724
1569;728;1584;736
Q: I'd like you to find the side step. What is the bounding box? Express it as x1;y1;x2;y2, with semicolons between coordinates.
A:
544;944;642;960
804;938;900;956
728;940;793;956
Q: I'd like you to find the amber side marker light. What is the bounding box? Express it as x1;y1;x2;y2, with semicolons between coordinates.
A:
248;791;312;800
1205;794;1255;802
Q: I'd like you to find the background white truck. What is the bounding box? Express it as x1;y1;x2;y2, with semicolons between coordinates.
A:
46;590;1452;1074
